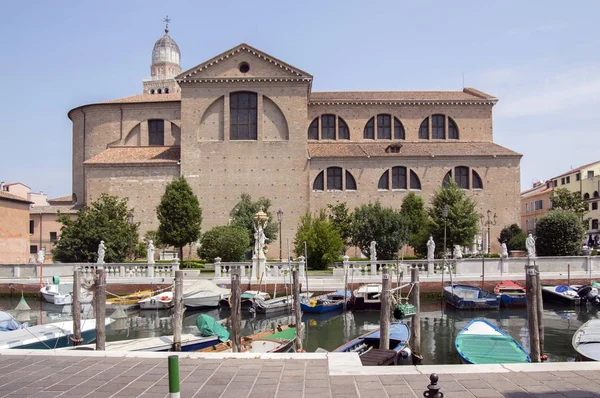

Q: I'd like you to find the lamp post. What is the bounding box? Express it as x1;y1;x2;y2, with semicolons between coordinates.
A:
277;209;284;262
483;210;498;254
442;205;448;268
127;213;134;261
479;210;496;289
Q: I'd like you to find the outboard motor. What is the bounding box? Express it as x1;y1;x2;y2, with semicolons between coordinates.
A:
576;285;600;305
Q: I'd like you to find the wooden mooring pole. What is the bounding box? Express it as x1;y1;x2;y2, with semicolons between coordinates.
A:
380;267;391;350
172;270;183;352
72;269;82;345
526;260;541;362
231;269;241;352
95;268;106;351
534;262;544;356
292;269;303;351
409;266;421;364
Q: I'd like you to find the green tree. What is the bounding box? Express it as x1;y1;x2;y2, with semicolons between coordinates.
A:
294;210;344;270
550;188;588;220
143;230;168;250
427;179;479;257
134;242;147;260
198;225;250;262
535;209;584;256
229;193;278;252
507;231;527;251
156;176;202;265
327;201;353;251
52;193;138;263
400;193;429;251
498;223;524;250
351;201;409;260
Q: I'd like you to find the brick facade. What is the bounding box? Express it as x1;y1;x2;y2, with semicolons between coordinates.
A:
69;43;521;257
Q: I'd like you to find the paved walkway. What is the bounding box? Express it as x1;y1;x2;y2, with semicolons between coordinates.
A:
1;351;600;397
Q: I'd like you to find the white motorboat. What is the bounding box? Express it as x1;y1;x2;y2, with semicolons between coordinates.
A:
139;292;174;310
253;292;313;314
40;279;72;305
67;333;219;352
183;280;230;308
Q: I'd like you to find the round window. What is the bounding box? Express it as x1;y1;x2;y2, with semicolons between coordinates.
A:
239;62;250;73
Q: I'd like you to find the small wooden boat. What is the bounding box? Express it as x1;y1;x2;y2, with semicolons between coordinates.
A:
349;284;382;311
572;319;600;361
541;285;581;306
219;290;271;309
139;292;174;310
198;325;296;353
444;284;500;310
333;322;411;365
494;280;526;307
106;290;154;310
301;290;351;314
253;293;313;314
455;319;530;364
0;311;114;350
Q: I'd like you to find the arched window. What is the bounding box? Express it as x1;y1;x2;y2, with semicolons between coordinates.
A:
308;118;318;140
148;119;165;146
410;170;421;190
313;167;357;192
377;114;391;139
164;88;170;94
394;118;405;140
313;171;324;191
308;115;350;140
472;170;483;189
150;89;155;94
594;191;599;198
584;193;591;200
230;91;258;140
432;114;445;139
157;88;162;94
364;117;375;139
378;170;389;190
449;117;459;139
419;118;429;139
392;166;407;190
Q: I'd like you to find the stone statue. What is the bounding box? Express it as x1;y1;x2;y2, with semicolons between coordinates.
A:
453;245;463;259
253;221;268;257
370;241;377;261
427;236;435;261
501;242;509;259
525;234;536;258
37;248;45;265
147;240;155;264
97;240;106;264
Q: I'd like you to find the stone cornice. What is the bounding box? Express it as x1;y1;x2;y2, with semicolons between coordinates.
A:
309;99;497;106
177;77;312;84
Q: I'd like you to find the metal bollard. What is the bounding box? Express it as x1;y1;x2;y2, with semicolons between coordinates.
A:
168;355;180;398
423;373;444;398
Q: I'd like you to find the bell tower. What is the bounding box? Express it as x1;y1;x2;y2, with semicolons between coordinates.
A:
143;16;182;95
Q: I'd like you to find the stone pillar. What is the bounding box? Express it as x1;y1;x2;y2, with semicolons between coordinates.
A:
214;257;222;278
258;256;266;281
148;263;155;278
298;256;305;279
119;264;125;277
251;254;258;280
343;255;350;273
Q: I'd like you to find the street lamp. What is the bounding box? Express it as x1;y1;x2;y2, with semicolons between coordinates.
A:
479;210;497;289
442;204;449;267
483;210;498;254
127;212;134;261
277;209;284;262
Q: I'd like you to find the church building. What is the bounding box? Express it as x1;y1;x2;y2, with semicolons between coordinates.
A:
68;22;522;256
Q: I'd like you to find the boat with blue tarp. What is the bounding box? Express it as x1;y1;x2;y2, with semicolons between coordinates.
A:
333;322;411;365
455;318;531;364
301;290;351;313
444;284;500;310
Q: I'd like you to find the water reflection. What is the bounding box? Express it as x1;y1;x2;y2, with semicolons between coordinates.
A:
1;297;599;364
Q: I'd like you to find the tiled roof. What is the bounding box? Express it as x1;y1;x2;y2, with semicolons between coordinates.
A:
521;186;553;199
102;93;181;104
84;146;181;165
308;142;521;158
550;160;600;180
0;191;32;204
309;88;496;103
48;195;72;204
30;205;78;214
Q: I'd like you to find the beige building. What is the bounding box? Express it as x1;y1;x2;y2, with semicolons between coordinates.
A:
29;197;78;263
68;26;522;256
0;191;32;264
520;181;553;234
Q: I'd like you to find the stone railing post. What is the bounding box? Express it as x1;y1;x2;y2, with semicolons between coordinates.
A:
298;256;305;278
171;258;179;273
119;264;125;277
147;262;155;278
343;255;350;273
214;257;222;278
371;261;377;276
427;260;433;277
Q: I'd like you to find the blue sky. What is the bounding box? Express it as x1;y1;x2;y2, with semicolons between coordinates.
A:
2;1;599;198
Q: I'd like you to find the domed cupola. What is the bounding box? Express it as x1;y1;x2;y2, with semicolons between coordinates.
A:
143;16;182;94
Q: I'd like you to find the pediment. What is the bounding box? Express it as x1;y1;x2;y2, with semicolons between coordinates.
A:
176;43;312;83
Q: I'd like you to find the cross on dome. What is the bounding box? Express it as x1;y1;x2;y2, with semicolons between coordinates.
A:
163;15;171;33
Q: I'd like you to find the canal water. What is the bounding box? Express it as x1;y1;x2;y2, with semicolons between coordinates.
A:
1;297;598;364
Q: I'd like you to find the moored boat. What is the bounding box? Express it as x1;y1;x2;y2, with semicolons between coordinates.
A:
444;284;500;310
183;280;230;308
68;333;219;352
139;292;174;310
348;284;382;311
106;290;154;310
455;319;530;364
333;322;411;365
253;292;313;314
541;285;581;306
40;278;72;305
494;280;526;307
301;290;351;314
219;290;271;309
572;319;600;361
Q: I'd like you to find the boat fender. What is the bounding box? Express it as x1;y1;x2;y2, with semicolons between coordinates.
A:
395;347;411;364
541;354;548;361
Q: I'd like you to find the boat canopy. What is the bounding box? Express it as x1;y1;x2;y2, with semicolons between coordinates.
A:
364;322;409;342
0;312;27;331
183;280;229;297
196;314;230;342
456;334;530;364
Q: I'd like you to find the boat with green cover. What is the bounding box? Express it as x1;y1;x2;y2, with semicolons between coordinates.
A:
455;319;531;364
